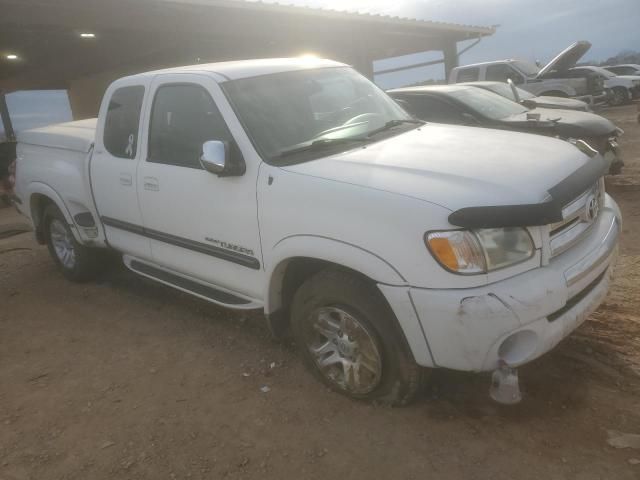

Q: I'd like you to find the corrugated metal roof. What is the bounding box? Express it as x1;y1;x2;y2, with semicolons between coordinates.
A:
164;0;496;36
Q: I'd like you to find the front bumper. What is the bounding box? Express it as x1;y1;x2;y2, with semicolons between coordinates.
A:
381;195;621;371
577;90;610;106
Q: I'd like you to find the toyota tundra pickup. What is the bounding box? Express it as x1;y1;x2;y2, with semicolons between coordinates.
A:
13;58;621;406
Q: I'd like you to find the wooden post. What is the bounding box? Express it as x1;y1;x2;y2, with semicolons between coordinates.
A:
0;91;15;142
442;39;459;82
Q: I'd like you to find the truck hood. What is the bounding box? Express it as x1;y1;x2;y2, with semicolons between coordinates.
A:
282;124;595;213
501;107;616;137
536;41;591;78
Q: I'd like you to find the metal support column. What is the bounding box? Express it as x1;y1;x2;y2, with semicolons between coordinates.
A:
442;40;459;82
0;91;16;142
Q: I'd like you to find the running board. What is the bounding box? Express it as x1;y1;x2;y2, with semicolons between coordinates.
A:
124;256;261;309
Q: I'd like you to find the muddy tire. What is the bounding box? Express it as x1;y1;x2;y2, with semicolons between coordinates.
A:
290;269;425;406
43;204;105;282
610;87;630;107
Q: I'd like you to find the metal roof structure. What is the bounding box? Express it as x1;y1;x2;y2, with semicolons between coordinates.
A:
179;0;495;33
0;0;495;117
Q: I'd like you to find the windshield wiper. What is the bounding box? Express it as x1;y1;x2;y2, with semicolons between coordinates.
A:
278;137;368;158
365;119;425;138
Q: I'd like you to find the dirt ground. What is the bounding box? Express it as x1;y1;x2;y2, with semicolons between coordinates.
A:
2;104;640;480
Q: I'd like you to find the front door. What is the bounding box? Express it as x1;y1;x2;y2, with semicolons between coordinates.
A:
136;74;263;300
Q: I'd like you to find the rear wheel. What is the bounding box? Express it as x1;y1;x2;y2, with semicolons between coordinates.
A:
43;204;105;282
290;269;425;406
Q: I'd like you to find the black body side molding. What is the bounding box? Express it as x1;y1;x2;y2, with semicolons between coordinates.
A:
448;154;607;229
101;216;260;270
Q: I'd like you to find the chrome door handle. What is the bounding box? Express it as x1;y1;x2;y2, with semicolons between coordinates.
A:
143;177;160;191
119;173;132;186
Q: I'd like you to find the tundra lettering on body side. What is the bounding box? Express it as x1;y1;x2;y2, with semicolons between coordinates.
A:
14;58;620;406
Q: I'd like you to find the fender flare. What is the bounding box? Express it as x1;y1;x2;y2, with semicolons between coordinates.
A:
264;234;407;314
27;181;83;243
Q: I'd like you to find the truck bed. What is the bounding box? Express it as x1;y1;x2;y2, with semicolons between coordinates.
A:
16;118;97;153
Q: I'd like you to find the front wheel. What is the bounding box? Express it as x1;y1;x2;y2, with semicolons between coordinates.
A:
43;204;105;282
290;269;425;406
610;87;630;106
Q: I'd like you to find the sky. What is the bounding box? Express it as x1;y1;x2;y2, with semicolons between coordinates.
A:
262;0;640;88
0;91;72;139
2;0;638;132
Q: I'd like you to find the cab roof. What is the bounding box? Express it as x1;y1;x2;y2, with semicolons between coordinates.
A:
387;84;471;94
120;58;347;83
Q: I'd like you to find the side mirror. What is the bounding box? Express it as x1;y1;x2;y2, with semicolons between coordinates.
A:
200;140;227;174
507;78;521;103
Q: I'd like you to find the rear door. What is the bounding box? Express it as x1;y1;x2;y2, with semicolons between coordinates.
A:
136;73;263;300
91;79;152;259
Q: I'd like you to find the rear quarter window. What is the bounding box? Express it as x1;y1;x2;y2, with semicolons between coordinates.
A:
103;86;145;159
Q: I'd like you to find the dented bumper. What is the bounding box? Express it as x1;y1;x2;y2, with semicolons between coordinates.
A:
382;195;621;372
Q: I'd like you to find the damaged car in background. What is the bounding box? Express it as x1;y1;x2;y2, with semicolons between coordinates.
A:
449;41;609;105
460;81;591;112
14;59;621;406
388;84;624;174
568;65;640;106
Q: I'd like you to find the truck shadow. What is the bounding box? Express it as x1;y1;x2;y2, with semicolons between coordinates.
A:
98;255;637;420
421;332;639;422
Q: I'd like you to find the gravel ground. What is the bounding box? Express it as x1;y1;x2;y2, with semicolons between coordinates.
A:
1;103;639;479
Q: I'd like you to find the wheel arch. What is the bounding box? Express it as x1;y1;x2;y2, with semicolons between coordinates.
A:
265;243;435;368
28;183;78;244
265;235;407;316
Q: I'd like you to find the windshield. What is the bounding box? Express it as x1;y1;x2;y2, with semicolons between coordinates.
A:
222;67;413;164
484;83;535;101
448;87;528;120
589;66;615;78
511;60;540;76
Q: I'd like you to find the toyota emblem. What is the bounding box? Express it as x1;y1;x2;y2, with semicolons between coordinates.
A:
586;195;599;222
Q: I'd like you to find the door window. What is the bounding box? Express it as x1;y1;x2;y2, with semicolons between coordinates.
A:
148;84;234;169
103;86;145;159
486;64;524;84
609;66;634;75
455;67;479;82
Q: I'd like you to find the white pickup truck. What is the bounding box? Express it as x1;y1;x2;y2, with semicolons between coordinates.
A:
14;58;621;405
449;41;608;104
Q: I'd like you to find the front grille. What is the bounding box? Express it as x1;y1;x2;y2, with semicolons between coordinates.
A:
549;179;604;258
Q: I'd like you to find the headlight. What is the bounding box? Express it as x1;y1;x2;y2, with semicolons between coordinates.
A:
426;228;535;274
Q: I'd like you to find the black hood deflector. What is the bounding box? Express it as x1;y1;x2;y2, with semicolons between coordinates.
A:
448;154;606;229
